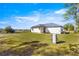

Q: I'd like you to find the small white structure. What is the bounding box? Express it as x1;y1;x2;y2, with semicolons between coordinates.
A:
51;34;57;44
31;23;63;34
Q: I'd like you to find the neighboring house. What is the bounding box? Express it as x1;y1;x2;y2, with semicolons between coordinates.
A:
31;23;63;34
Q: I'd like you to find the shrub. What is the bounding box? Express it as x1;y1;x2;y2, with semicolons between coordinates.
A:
64;23;74;31
4;26;15;33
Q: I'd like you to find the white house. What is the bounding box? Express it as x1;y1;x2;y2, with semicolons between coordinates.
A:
31;23;63;34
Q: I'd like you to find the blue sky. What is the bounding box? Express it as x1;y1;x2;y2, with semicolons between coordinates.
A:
0;3;74;29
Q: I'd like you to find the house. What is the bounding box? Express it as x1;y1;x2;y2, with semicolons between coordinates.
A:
31;23;63;34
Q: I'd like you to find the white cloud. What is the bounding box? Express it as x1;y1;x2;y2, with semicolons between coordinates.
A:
54;9;67;15
15;16;39;23
15;11;41;23
15;10;64;24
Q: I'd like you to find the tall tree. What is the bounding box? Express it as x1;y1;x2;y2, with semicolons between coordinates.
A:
63;3;79;32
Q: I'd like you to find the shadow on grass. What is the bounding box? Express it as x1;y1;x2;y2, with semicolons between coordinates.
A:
0;41;48;56
19;41;40;46
57;41;65;44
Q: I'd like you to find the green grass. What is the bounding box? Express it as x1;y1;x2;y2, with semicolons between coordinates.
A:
0;32;79;56
58;33;79;44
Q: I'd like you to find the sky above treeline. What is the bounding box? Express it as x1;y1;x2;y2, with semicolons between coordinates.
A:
0;3;74;29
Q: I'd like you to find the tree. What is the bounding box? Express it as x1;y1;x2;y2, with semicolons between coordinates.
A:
63;3;79;32
64;23;74;31
4;26;15;33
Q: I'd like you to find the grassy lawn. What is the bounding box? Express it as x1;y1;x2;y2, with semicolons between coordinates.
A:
0;32;79;56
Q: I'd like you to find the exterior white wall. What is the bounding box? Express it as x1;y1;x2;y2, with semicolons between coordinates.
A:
31;28;41;33
47;27;62;34
31;27;63;34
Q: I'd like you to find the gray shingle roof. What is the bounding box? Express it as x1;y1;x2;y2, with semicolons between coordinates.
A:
31;23;63;28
